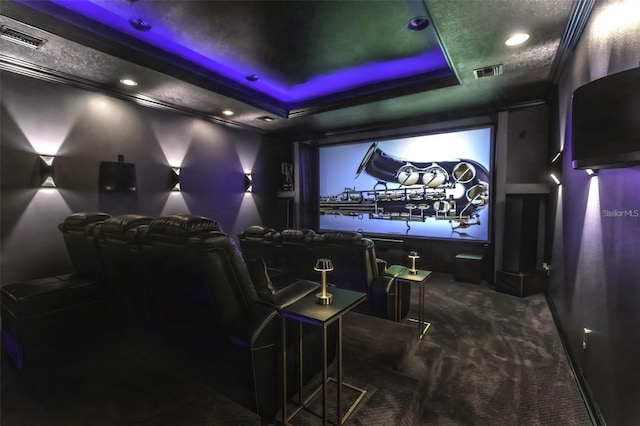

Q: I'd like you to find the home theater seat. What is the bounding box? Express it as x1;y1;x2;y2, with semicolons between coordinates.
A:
94;214;155;327
238;226;409;321
133;214;331;420
1;212;111;369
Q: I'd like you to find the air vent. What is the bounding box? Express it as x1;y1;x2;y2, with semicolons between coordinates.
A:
0;26;46;49
473;64;503;79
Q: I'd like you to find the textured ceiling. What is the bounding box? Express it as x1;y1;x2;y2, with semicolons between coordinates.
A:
0;0;587;140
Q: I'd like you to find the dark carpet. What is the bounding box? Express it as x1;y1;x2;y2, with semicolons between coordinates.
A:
1;322;261;426
284;272;593;425
2;273;592;425
415;273;593;425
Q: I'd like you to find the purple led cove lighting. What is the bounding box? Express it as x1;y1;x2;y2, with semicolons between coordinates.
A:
291;49;449;101
1;330;23;370
22;0;452;103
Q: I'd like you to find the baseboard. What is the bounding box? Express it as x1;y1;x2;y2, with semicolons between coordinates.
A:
545;293;606;426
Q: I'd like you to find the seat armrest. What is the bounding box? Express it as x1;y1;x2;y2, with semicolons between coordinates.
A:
367;274;396;320
376;258;388;275
261;280;320;310
227;303;280;350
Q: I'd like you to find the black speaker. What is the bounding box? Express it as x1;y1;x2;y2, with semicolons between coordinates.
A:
496;270;548;297
502;195;540;274
99;161;137;192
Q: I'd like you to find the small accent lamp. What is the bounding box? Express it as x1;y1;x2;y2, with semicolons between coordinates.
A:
585;168;598;177
244;173;252;193
408;251;420;274
314;258;334;305
39;154;56;187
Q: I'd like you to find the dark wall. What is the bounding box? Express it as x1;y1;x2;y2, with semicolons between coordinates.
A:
548;1;640;424
1;71;279;284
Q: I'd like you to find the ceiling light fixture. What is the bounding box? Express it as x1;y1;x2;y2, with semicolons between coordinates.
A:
258;116;275;122
407;16;430;31
129;18;152;32
222;109;234;116
120;78;138;86
246;74;259;82
505;33;530;46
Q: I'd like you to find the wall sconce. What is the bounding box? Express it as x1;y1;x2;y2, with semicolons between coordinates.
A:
244;173;252;193
38;154;56;187
408;251;420;274
585;168;598;177
549;151;563;185
314;258;334;305
170;167;181;191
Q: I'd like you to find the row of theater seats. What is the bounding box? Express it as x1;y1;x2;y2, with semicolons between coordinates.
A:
238;225;411;320
1;212;332;422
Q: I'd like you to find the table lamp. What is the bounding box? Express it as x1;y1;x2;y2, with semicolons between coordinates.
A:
408;251;420;274
314;258;334;305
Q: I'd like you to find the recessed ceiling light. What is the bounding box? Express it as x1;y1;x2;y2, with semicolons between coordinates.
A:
222;109;234;116
407;16;430;31
129;18;152;32
246;74;259;82
505;33;530;46
119;78;138;86
258;116;275;122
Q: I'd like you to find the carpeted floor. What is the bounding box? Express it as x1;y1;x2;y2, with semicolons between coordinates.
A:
1;273;593;425
0;327;261;426
414;272;593;425
278;272;593;425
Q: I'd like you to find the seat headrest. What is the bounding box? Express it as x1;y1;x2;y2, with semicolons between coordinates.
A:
322;231;363;242
241;225;275;237
264;231;280;242
148;214;221;239
99;215;154;242
58;212;112;232
280;229;316;241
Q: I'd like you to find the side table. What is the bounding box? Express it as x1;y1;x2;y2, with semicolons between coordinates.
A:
280;287;367;425
385;265;432;338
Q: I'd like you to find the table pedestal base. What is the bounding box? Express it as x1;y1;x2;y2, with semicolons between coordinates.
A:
285;377;367;425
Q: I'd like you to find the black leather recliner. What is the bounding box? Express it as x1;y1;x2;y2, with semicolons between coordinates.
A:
138;215;329;422
277;228;320;281
315;231;410;320
1;212;112;369
237;226;409;320
94;214;155;326
238;225;277;264
316;231;380;292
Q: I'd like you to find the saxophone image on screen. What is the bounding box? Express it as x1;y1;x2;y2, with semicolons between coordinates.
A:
319;142;489;232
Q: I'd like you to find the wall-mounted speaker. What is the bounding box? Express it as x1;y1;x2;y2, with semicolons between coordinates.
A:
99;156;137;192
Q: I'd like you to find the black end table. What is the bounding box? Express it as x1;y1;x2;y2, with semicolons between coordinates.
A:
280;287;367;425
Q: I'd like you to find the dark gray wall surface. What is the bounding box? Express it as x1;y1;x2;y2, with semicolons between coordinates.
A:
1;71;279;284
506;105;549;184
548;1;640;424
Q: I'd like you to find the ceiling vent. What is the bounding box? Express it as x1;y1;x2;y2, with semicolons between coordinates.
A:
473;64;503;79
0;26;46;49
